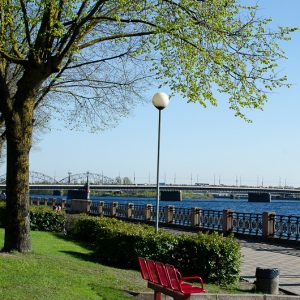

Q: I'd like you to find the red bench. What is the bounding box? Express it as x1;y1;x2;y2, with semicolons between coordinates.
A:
138;257;206;300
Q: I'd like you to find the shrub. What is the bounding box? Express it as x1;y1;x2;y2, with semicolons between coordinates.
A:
0;201;6;227
30;206;65;232
0;203;65;232
171;232;240;285
95;219;178;268
68;215;240;285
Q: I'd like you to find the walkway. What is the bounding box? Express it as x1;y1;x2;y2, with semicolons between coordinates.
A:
163;227;300;296
239;239;300;296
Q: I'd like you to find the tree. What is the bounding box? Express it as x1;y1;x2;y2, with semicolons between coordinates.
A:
115;176;122;185
0;0;296;252
123;177;132;185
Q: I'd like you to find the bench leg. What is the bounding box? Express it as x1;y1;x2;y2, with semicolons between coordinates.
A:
154;290;162;300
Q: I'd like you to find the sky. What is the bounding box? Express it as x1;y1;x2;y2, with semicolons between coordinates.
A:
2;0;300;187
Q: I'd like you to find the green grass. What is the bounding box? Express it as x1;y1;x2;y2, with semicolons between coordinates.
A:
0;229;148;300
0;229;252;299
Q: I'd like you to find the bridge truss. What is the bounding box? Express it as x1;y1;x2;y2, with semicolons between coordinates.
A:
0;171;58;184
0;171;116;184
59;172;116;184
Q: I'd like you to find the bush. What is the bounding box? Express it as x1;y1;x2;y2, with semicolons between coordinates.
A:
68;215;240;285
172;232;240;285
30;206;65;232
0;203;65;232
0;201;6;227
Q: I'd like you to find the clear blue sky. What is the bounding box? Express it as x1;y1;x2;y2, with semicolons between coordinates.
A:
2;0;300;186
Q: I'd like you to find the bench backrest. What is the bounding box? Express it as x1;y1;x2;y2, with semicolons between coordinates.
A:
165;264;181;291
138;257;151;281
155;261;171;287
146;259;160;284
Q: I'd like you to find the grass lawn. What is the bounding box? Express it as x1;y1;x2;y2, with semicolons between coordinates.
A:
0;228;252;299
0;229;149;300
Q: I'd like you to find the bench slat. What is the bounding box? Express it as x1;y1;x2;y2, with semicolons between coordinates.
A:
138;257;206;300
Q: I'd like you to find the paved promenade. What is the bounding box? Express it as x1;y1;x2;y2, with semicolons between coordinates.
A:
239;239;300;296
163;227;300;296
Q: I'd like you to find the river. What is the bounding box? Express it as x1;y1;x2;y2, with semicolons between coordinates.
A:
31;194;300;216
96;196;300;216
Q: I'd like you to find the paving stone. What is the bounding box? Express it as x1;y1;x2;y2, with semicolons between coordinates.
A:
239;240;300;296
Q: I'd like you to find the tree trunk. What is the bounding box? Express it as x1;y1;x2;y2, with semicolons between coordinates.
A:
3;100;34;252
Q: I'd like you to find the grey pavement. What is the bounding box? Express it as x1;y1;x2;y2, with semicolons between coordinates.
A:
239;239;300;296
163;227;300;297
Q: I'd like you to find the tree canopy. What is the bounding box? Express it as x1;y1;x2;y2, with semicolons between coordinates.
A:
0;0;296;252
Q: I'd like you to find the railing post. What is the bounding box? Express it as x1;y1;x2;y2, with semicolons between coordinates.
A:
111;202;117;217
126;203;134;219
222;209;234;235
191;207;200;227
61;200;65;209
98;201;104;215
262;211;276;238
165;205;174;224
70;199;91;213
144;204;153;221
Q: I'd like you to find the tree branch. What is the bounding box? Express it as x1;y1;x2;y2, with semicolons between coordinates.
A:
78;31;155;50
0;50;27;65
57;0;107;59
7;0;23;59
19;0;32;48
65;51;131;69
92;16;157;28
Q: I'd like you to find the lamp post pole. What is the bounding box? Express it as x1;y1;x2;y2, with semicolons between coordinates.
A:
155;109;162;233
86;171;90;200
152;92;169;233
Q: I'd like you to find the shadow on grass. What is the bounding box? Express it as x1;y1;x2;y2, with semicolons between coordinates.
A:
59;250;98;263
51;232;140;271
89;283;137;299
50;232;100;264
51;232;95;250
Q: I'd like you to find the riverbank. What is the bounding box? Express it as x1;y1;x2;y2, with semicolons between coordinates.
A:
0;228;273;299
90;190;213;199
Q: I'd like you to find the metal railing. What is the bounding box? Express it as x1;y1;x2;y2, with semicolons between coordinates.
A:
29;197;300;241
201;209;223;231
232;212;263;236
173;207;191;226
275;215;300;240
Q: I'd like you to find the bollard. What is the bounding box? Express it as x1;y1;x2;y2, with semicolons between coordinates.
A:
255;267;280;294
144;204;153;221
191;207;200;227
98;201;104;215
126;203;134;219
165;205;174;224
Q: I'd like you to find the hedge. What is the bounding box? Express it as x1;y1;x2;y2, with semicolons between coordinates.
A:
30;206;65;232
0;202;65;232
0;201;5;227
0;204;240;285
66;215;241;285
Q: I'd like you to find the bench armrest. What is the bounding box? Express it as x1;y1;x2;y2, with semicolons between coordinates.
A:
180;276;205;289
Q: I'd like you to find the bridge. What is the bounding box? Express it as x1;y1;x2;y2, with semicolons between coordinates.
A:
0;182;299;196
0;171;117;184
0;171;299;197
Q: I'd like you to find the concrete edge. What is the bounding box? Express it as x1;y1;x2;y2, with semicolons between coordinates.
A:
132;292;300;300
279;288;300;297
240;276;299;297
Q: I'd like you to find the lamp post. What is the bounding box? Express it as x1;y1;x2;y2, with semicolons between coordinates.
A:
152;92;170;233
86;171;90;200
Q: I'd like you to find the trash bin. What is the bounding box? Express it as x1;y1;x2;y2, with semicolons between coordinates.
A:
255;267;280;294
